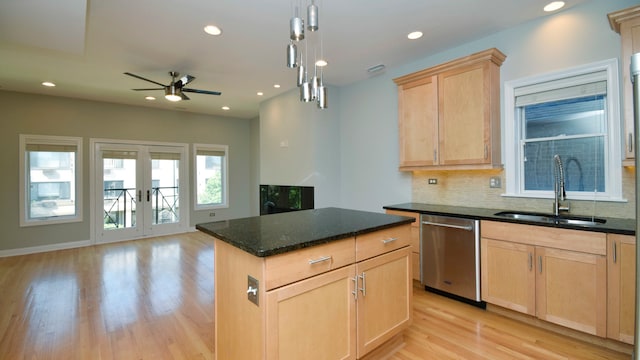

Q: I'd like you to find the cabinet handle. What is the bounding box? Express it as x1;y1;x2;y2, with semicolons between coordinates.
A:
308;255;332;265
137;190;142;202
612;241;617;264
433;149;437;163
538;256;542;274
359;272;366;297
528;253;533;271
352;276;358;300
146;190;150;202
629;133;634;153
484;144;488;159
382;237;398;244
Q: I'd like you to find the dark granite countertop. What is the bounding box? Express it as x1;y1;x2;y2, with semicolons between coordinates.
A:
383;203;635;235
196;207;416;257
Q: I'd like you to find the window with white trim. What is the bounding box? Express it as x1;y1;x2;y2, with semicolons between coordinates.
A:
20;134;83;226
503;59;623;201
194;144;228;209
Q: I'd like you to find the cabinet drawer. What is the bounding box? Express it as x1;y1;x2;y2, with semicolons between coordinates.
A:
356;224;411;262
481;220;606;255
265;237;355;290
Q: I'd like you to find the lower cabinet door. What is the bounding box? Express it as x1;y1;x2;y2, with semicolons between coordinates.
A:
481;238;535;315
536;247;607;337
356;246;412;358
265;265;357;360
607;234;636;344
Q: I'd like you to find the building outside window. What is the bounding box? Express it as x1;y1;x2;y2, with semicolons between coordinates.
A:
503;59;622;202
194;144;228;209
20;134;83;226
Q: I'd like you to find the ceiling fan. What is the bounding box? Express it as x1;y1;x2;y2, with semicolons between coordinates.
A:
124;71;221;101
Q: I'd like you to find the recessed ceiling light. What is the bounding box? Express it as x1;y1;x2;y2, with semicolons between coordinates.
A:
315;59;328;67
544;1;565;12
204;25;223;36
42;81;56;87
274;84;281;88
407;31;423;40
145;96;156;101
257;92;264;96
222;106;230;111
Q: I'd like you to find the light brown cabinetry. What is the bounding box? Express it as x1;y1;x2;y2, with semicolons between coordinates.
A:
393;48;505;171
214;224;412;360
480;221;607;337
607;234;636;344
385;210;420;281
609;5;640;164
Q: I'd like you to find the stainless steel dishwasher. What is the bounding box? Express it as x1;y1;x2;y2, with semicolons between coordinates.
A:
420;214;483;306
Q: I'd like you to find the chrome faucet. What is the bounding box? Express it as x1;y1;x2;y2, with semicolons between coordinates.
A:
553;154;570;216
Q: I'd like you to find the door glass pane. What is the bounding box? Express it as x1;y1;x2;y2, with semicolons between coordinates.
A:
150;153;180;225
103;153;137;230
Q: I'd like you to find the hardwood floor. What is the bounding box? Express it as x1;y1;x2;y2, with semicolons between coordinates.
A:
0;232;632;359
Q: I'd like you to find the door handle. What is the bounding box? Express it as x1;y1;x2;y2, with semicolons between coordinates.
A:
358;272;366;297
137;190;142;202
538;255;542;274
421;221;473;231
146;190;150;202
612;241;617;264
352;276;358;300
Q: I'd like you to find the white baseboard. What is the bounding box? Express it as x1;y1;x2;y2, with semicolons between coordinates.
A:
0;239;93;258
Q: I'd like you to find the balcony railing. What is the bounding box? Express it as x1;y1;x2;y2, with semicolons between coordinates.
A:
103;186;179;229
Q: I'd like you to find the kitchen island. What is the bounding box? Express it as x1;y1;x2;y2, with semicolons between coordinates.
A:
196;207;415;360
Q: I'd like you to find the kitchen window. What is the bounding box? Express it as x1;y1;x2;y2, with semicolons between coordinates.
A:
503;59;623;201
194;144;228;209
19;134;83;226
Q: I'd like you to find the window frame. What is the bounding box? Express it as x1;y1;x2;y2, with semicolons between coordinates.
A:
503;58;623;202
193;143;229;210
19;134;84;226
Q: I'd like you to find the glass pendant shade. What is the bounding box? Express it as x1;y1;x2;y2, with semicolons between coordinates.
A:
317;85;327;109
290;16;304;41
307;2;318;31
311;75;319;100
286;42;297;68
297;63;305;86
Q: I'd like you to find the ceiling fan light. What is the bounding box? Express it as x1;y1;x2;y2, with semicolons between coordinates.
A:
165;86;182;102
307;1;318;31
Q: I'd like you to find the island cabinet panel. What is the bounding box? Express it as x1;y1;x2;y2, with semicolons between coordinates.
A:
356;246;412;357
266;265;357;360
265;237;355;290
607;234;636;344
480;221;607;337
214;239;265;360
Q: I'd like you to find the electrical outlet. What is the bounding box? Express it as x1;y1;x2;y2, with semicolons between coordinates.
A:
428;178;438;185
247;276;259;306
489;176;502;188
209;212;216;217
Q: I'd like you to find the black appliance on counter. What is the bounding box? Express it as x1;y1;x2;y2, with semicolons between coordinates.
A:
259;185;314;215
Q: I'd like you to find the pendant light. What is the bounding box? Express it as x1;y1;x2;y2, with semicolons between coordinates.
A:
307;0;318;32
286;41;297;68
286;0;327;109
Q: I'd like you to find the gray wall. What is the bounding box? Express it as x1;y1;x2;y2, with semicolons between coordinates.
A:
0;91;254;252
334;0;635;217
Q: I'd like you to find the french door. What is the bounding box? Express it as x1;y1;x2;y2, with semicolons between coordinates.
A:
94;141;188;243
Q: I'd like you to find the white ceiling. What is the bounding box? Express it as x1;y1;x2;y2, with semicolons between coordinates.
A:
0;0;588;119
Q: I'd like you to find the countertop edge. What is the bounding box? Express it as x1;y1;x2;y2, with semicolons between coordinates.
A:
383;203;635;236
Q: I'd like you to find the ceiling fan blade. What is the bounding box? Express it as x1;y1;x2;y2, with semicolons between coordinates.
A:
124;72;166;87
132;87;165;91
180;92;190;100
177;74;195;87
183;88;222;96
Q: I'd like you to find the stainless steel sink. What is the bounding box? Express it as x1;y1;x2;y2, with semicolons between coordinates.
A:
494;211;606;226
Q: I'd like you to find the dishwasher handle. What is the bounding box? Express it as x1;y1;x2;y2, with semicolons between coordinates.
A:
421;220;474;232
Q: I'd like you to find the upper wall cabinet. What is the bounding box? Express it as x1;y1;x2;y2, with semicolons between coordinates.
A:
609;5;640;165
393;48;506;171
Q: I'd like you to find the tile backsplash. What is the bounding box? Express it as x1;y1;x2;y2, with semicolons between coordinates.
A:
412;168;636;219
